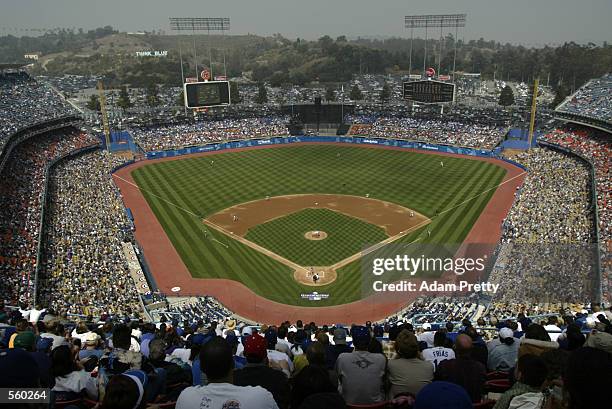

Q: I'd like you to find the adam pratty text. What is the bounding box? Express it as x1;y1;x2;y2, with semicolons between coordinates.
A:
370;255;499;294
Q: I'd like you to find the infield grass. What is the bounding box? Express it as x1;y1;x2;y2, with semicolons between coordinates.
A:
245;208;388;266
131;144;506;306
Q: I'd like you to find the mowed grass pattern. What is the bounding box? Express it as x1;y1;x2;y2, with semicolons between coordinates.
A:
131;144;507;306
245;208;388;266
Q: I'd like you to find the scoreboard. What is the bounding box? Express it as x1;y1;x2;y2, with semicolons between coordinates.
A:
403;80;455;104
184;81;231;108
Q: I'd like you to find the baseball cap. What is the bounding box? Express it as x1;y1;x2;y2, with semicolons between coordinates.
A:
351;326;370;345
36;337;53;352
422;323;432;331
243;333;268;361
0;349;40;387
13;331;36;350
499;327;514;340
333;328;347;345
414;381;472;409
85;332;100;345
122;370;148;409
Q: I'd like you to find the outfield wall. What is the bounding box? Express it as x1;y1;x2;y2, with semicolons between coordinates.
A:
145;136;526;168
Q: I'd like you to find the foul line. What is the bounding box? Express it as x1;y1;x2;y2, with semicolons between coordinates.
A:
112;173;229;249
436;170;526;217
113;167;526;257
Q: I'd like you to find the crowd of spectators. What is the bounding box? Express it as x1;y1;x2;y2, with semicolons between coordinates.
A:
541;126;611;302
38;149;142;318
502;148;594;244
372;116;504;149
345;114;506;149
1;303;611;408
0;128;97;307
131;116;291;151
0;70;78;151
153;297;235;326
491;147;596;305
556;74;612;123
387;299;485;328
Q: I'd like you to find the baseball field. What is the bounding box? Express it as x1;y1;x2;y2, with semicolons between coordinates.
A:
129;144;507;307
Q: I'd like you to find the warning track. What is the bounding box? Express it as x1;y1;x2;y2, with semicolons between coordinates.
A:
113;142;525;323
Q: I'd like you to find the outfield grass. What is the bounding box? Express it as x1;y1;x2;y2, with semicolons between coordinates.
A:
131;144;506;306
245;208;388;266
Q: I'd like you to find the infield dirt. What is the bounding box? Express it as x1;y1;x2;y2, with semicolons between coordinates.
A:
203;194;430;286
113;143;526;323
205;193;429;237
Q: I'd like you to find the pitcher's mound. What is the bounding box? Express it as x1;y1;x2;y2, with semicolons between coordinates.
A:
304;230;328;240
294;266;337;286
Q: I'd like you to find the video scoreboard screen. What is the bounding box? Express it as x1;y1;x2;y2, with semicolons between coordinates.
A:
184;81;231;108
403;80;455;104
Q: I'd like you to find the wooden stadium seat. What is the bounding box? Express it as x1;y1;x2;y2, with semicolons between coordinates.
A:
485;379;512;393
486;371;510;380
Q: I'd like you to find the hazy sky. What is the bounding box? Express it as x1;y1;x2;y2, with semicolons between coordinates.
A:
1;0;611;45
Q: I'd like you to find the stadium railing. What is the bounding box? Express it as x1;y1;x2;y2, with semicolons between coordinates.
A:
538;140;603;304
0;115;82;174
33;144;101;306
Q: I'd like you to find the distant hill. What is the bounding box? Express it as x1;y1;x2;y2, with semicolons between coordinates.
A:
1;27;610;96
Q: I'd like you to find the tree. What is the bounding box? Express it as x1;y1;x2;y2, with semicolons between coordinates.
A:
230;82;242;103
116;85;132;111
349;84;363;101
498;85;515;106
254;83;268;104
550;85;568;109
176;89;185;106
325;86;336;101
146;83;159;107
86;94;101;111
380;82;391;105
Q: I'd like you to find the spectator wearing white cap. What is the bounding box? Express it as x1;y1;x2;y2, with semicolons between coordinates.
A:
418;323;435;348
487;327;519;372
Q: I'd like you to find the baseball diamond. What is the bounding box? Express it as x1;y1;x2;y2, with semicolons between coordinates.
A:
2;9;610;406
126;143;508;310
244;208;388;266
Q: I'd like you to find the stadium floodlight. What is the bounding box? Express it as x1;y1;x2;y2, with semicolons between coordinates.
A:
404;14;467;79
169;17;230;32
404;14;466;29
169;17;231;83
